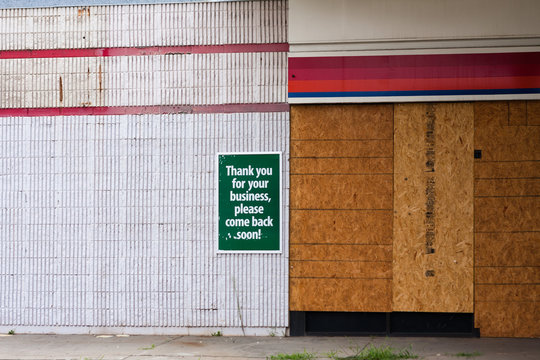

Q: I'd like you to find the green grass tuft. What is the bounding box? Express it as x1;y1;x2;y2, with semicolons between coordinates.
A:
454;352;481;358
267;349;316;360
330;344;418;360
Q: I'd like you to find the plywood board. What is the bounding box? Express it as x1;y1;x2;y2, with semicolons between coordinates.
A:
475;197;540;232
290;278;392;312
475;267;540;285
290;260;391;279
290;157;393;174
291;104;393;140
393;103;474;313
476;284;539;302
474;178;540;197
475;160;540;179
474;126;540;161
475;232;539;267
509;101;527;126
474;101;509;128
290;174;392;209
527;100;540;125
475;301;540;337
290;244;392;262
290;210;392;245
290;139;393;157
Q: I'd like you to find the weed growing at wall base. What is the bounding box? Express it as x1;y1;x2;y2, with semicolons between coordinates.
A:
330;344;418;360
267;349;316;360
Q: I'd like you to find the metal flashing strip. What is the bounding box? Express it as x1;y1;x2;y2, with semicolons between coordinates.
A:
0;43;289;59
0;104;290;117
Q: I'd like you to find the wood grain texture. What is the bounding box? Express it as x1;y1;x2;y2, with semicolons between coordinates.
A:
290;157;392;174
290;244;392;262
290;260;391;279
291;104;393;140
475;232;540;267
475;197;540;232
509;101;527;126
290;210;392;245
290;278;392;312
290;139;393;157
527;100;540;126
393;103;474;313
475;267;540;285
474;125;540;161
475;301;540;337
474;100;540;338
475;161;540;179
291;174;392;209
474;178;540;197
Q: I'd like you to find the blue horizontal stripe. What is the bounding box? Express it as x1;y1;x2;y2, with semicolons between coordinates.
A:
288;88;540;98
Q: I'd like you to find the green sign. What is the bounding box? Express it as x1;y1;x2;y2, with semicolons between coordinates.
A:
217;152;281;252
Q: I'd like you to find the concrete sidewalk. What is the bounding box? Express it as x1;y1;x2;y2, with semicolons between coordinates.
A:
0;334;539;360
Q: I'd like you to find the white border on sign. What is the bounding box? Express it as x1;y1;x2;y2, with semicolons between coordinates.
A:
216;152;283;254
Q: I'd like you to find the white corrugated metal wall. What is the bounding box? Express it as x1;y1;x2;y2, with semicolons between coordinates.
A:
0;0;289;335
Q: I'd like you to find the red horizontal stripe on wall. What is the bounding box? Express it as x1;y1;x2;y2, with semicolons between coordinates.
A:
289;64;540;81
289;52;540;70
0;104;290;117
0;43;289;59
289;76;540;93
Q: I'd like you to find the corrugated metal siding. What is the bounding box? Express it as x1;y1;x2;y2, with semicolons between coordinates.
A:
0;53;287;108
0;0;288;334
0;1;287;50
0;112;289;330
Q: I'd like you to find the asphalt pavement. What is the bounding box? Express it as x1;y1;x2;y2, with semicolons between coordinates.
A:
0;334;539;359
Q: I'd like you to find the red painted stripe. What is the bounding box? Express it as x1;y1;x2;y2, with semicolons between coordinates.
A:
288;52;540;70
289;63;540;81
0;104;289;117
0;43;289;59
289;76;540;93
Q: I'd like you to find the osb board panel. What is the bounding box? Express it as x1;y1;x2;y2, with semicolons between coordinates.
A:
290;157;393;174
290;278;391;312
475;197;540;232
290;260;391;279
474;178;540;197
509;101;527;126
393;103;474;313
290;139;393;157
527;100;540;126
290;210;392;245
474;126;540;161
474;101;509;128
290;244;392;262
475;284;539;302
475;161;540;179
290;174;392;209
290;104;393;140
475;301;539;337
475;267;540;285
475;232;540;267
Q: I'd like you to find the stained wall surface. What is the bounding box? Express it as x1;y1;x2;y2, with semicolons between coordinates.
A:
0;0;289;335
473;101;540;338
289;104;393;312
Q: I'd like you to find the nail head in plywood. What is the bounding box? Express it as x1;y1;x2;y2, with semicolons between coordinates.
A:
393;103;474;313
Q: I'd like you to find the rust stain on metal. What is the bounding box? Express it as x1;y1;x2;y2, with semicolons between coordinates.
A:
59;76;63;103
98;64;103;93
77;7;90;17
